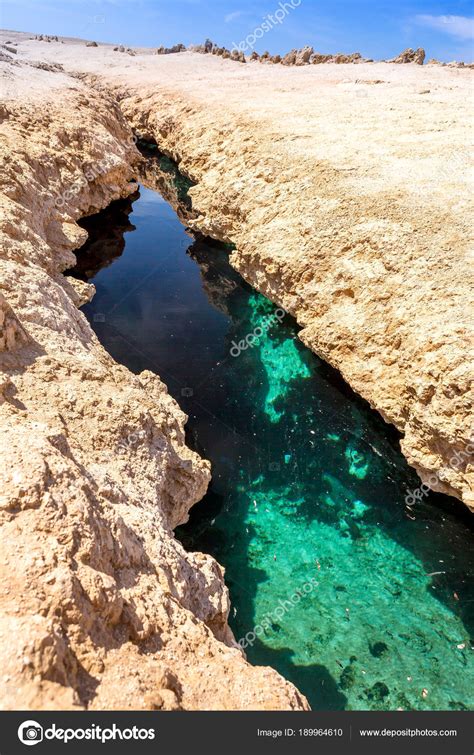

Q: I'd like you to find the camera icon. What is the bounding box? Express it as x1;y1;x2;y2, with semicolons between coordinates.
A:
181;387;193;397
93;312;106;323
18;720;43;746
268;462;280;472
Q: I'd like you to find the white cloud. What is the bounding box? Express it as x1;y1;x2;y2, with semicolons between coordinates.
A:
415;14;474;40
225;10;243;23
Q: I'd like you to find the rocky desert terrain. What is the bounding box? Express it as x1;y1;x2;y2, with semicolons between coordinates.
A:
0;30;472;710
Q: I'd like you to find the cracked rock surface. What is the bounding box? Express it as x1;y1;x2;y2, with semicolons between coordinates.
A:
0;27;472;711
32;34;470;508
0;44;308;710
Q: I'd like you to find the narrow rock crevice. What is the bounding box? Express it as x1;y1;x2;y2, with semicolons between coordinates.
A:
0;62;309;711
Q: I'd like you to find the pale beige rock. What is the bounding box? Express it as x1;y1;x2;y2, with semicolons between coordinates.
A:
0;28;472;710
389;47;426;65
281;49;297;65
295;46;313;65
54;43;469;508
0;50;308;710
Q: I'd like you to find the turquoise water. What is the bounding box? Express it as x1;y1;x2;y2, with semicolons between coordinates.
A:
69;158;474;711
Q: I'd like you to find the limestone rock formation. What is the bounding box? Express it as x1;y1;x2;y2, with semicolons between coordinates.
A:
311;53;333;64
35;35;59;42
281;49;297;65
230;50;246;63
0;53;309;710
0;293;29;352
157;43;186;55
1;34;473;512
109;52;473;509
333;52;363;63
389;48;426;65
0;31;472;713
295;46;313;65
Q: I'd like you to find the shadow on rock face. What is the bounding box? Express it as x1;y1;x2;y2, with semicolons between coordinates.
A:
248;639;347;711
67;193;139;282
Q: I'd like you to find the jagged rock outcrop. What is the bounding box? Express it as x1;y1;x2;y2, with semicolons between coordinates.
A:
311;53;333;64
281;49;297;65
35;35;59;43
0;293;29;351
295;46;313;65
156;43;186;55
97;50;472;509
389;48;425;65
333;52;363;63
193;41;245;62
0;51;309;710
0;33;472;715
281;48;365;66
2;35;473;512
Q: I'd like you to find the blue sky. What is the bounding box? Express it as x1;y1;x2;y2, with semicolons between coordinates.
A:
1;0;473;62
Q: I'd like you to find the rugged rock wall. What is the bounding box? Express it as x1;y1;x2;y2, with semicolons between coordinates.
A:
0;62;308;710
0;32;472;711
112;68;472;509
6;34;470;507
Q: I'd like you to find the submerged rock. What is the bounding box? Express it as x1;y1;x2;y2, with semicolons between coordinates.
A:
367;682;390;703
369;641;389;658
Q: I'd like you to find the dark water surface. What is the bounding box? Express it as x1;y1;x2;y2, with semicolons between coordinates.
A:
69;157;474;711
